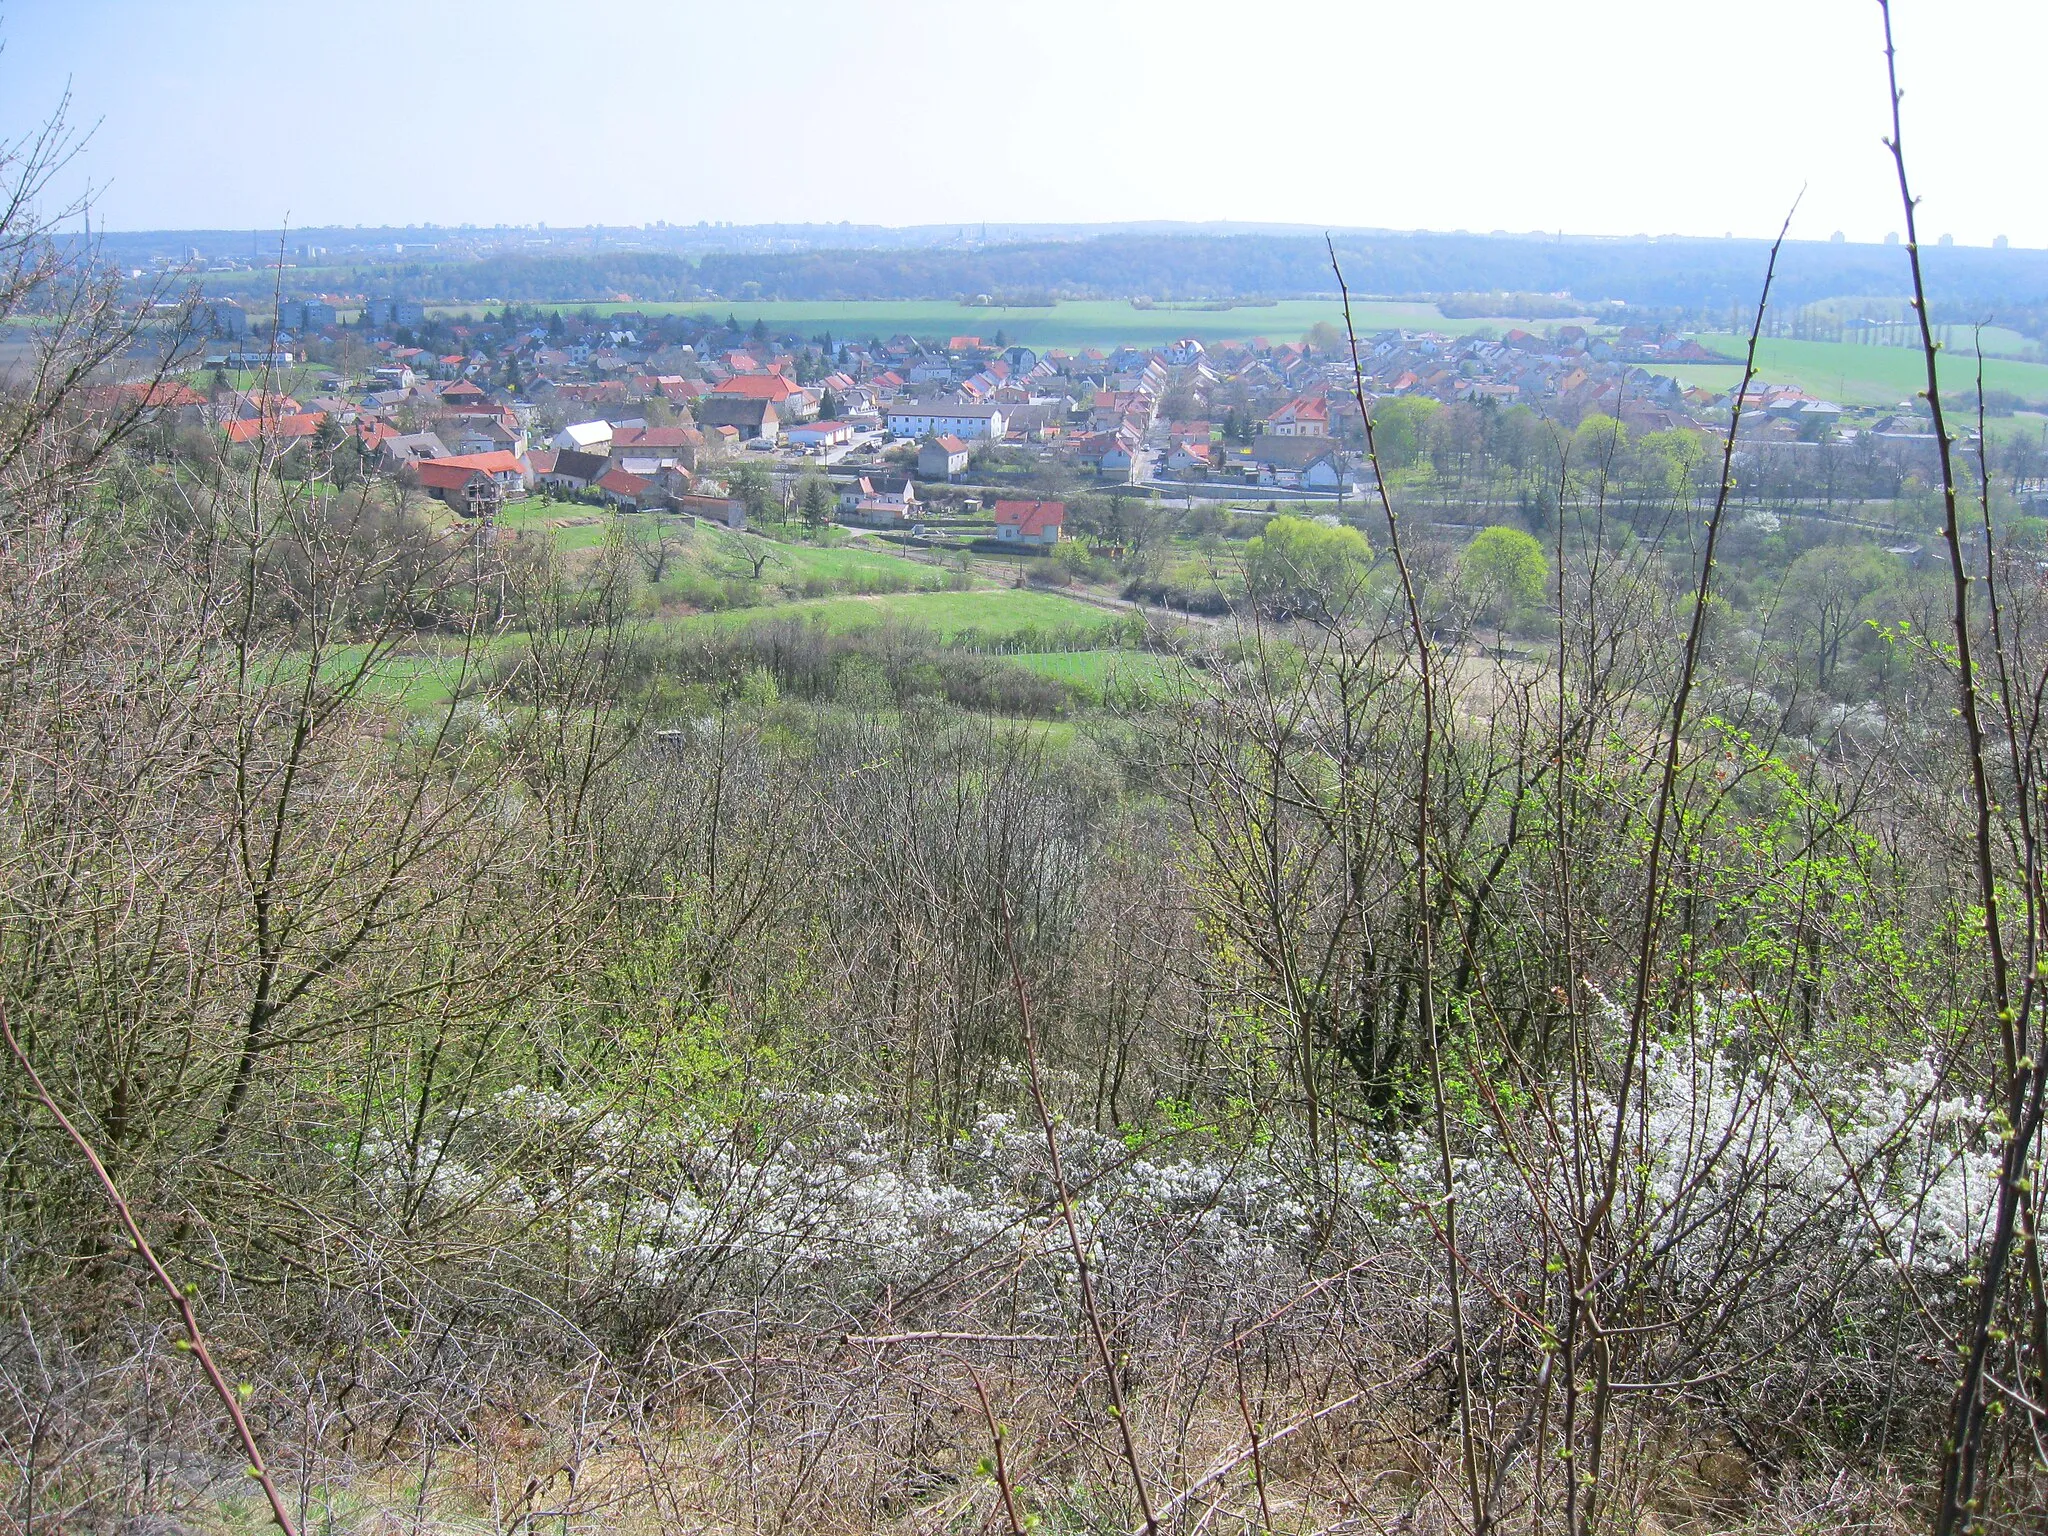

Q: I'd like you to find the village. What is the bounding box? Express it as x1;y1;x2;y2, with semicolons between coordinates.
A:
125;291;1964;551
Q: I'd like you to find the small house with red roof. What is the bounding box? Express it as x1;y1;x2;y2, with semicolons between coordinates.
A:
993;500;1064;547
596;467;659;510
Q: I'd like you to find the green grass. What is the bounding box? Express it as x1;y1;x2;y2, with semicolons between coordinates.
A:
185;364;341;399
295;639;499;710
494;497;619;549
672;586;1124;641
422;298;1599;349
1009;649;1175;697
743;539;942;585
1645;335;2048;409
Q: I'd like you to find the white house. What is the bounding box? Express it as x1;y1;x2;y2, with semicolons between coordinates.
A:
885;401;1008;441
918;434;971;479
1250;435;1346;489
555;419;614;453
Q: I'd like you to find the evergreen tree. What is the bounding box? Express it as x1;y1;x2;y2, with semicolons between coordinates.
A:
799;474;834;534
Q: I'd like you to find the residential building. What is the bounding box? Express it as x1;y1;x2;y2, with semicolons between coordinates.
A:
837;471;919;525
414;451;532;515
610;425;703;470
993;500;1064;547
884;401;1007;441
596;467;660;510
225;412;326;447
375;431;450;470
1248;435;1346;489
918;434;971;480
555;419;615;453
696;396;781;443
536;448;610;492
1265;395;1330;437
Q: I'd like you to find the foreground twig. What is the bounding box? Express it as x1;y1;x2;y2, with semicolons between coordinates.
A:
1329;232;1481;1536
1880;3;2048;1528
999;896;1159;1536
0;999;301;1536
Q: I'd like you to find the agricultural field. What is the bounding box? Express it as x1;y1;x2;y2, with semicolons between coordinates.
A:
1647;334;2048;409
422;297;1600;348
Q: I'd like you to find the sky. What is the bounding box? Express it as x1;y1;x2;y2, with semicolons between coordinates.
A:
0;0;2040;246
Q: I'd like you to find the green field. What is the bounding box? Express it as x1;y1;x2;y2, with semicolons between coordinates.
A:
423;297;1599;349
1646;335;2048;409
673;586;1125;642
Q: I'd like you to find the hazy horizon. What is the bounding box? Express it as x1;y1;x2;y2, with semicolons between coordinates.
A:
2;0;2041;246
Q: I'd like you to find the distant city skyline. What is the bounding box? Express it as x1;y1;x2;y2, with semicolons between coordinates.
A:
1;0;2040;248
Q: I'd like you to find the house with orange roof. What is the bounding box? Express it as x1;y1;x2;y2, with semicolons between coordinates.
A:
1264;395;1329;437
225;412;327;446
993;500;1064;547
412;451;532;517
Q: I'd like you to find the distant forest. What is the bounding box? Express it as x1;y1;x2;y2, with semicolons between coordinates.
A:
291;231;2048;318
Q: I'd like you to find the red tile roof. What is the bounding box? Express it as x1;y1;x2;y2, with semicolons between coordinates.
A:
713;373;798;402
414;451;526;491
225;412;326;444
612;426;700;450
993;499;1064;537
